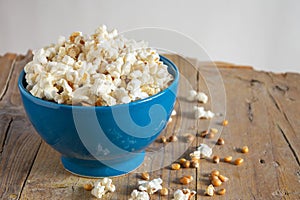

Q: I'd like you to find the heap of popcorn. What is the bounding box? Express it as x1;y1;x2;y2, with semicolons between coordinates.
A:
24;25;173;106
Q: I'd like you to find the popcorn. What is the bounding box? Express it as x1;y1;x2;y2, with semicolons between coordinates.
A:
24;25;173;106
91;178;116;199
194;143;212;158
171;109;177;116
186;90;197;101
193;106;215;119
168;109;176;123
129;189;150;200
196;92;208;104
138;178;163;195
205;184;215;196
187;89;208;103
173;188;196;200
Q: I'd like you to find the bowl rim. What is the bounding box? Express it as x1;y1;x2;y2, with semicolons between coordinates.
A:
18;55;179;110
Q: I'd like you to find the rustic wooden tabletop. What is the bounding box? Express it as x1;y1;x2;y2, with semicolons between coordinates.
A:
0;52;299;200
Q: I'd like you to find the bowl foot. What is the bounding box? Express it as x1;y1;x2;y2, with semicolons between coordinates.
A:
61;153;145;178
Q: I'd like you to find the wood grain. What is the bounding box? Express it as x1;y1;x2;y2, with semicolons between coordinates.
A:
0;53;17;101
0;53;299;199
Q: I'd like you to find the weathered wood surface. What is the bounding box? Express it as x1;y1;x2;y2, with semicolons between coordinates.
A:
0;52;299;200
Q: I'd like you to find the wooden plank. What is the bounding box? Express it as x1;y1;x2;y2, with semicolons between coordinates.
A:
266;72;300;164
206;68;300;199
0;115;12;159
1;52;33;108
0;115;41;200
20;142;93;200
0;53;17;101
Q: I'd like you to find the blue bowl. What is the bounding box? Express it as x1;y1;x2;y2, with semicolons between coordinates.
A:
18;55;179;177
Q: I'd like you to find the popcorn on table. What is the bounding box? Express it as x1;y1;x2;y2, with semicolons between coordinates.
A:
24;25;173;106
193;106;215;119
205;184;215;196
173;188;196;200
91;178;116;199
187;89;208;103
190;143;212;159
138;178;163;195
129;189;150;200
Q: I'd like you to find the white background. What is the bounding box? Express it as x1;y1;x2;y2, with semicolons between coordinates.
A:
1;0;299;72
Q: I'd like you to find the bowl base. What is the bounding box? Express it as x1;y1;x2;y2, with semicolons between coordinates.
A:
61;153;145;178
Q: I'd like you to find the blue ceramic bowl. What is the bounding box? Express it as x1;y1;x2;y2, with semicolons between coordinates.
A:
18;55;179;177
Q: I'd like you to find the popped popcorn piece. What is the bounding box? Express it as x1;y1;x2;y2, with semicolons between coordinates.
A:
171;109;177;116
24;25;173;106
129;189;150;200
91;178;115;199
138;178;163;194
190;143;212;159
173;188;196;200
193;106;215;119
186;90;197;101
205;184;215;196
196;92;208;104
197;143;212;158
168;109;176;124
91;186;106;199
187;90;208;103
189;150;201;160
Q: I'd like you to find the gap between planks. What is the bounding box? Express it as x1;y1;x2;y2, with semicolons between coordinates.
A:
277;124;300;167
0;118;13;155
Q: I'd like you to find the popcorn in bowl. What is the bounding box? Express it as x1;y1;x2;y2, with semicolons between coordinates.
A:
24;25;174;106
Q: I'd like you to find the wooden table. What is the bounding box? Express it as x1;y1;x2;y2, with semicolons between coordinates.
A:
0;52;299;200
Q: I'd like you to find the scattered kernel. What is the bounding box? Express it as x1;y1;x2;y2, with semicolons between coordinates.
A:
224;156;233;163
198;130;209;137
234;158;244;165
180;176;193;185
83;183;93;191
160;136;167;143
211;170;220;177
211;178;222;187
241;146;249;153
160;187;169;196
210;128;218;134
182;160;190;168
212;155;220;164
169;135;178;142
218;174;229;182
222;120;229;126
179;158;187;165
185;175;193;181
210;175;219;181
217;188;226;195
141;172;150;180
207;132;215;139
217;138;225;145
171;163;181;170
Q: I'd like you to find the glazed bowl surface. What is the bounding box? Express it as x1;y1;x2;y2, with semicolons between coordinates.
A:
18;55;179;177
